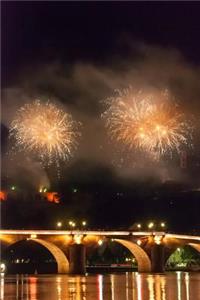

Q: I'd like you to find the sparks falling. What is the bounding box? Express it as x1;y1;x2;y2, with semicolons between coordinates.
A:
102;88;191;157
10;100;80;165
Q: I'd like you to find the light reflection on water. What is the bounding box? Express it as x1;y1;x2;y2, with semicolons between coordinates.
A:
1;272;200;300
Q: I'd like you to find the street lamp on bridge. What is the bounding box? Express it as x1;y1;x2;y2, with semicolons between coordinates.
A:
82;221;87;227
56;220;88;229
57;222;62;228
148;222;154;229
131;221;166;231
147;221;167;231
69;221;76;228
68;220;87;229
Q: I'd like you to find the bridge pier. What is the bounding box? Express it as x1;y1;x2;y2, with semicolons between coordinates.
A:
150;244;165;273
69;244;86;274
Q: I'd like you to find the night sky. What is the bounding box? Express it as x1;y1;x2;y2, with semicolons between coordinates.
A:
1;2;200;233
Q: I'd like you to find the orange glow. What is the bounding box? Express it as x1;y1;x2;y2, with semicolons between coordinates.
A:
29;277;37;300
45;192;60;203
46;234;73;247
83;235;103;246
0;191;7;201
0;234;17;245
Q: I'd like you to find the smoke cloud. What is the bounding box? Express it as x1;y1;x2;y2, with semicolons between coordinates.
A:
2;42;200;188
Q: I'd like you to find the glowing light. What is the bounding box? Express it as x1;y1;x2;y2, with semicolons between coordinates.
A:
125;257;134;263
154;235;163;245
98;239;103;246
30;234;37;239
177;248;181;252
68;221;76;228
82;221;87;226
147;276;155;300
161;222;165;228
74;234;83;244
137;224;142;229
177;272;182;300
0;191;7;201
137;239;142;246
98;274;103;300
9;100;80;166
185;273;190;300
102;88;191;157
11;186;16;191
125;258;129;262
56;277;62;300
0;264;5;273
136;273;142;300
45;192;60;203
160;277;166;300
57;222;62;228
148;222;154;229
39;187;48;193
0;273;4;300
29;277;37;300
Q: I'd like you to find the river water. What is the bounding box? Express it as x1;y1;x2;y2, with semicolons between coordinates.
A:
1;272;200;300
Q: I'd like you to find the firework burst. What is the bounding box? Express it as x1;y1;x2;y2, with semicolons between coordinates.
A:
10;100;80;165
102;88;191;157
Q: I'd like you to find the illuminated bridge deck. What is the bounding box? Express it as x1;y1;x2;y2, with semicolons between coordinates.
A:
0;230;200;242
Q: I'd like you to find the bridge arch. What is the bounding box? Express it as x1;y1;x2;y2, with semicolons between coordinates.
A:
114;239;151;272
188;243;200;253
3;238;69;274
165;243;200;269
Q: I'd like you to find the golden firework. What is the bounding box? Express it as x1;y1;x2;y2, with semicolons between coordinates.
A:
102;88;190;157
10;100;80;165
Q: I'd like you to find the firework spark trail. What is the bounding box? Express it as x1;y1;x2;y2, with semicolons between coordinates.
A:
9;100;80;165
102;88;191;157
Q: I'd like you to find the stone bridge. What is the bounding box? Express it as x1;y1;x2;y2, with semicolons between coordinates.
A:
0;230;199;274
